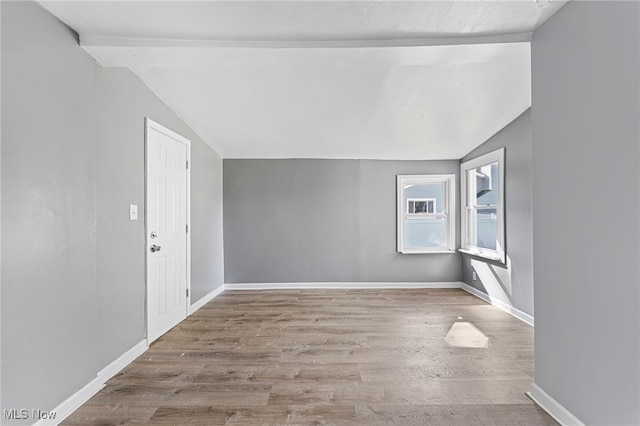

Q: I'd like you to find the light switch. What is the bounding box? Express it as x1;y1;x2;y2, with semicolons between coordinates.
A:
129;204;138;221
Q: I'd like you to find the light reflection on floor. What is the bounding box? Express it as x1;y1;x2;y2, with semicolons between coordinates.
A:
444;319;489;348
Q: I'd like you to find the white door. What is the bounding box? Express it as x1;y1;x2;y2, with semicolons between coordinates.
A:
145;118;190;343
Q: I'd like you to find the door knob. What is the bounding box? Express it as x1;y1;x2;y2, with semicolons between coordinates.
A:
150;245;161;253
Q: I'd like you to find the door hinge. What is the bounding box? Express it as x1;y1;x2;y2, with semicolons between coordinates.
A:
186;288;189;298
186;224;189;233
186;160;189;170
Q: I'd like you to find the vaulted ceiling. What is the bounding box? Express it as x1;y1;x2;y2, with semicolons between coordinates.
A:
39;1;567;159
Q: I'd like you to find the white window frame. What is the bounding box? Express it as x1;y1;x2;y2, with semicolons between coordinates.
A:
397;174;456;254
460;148;505;263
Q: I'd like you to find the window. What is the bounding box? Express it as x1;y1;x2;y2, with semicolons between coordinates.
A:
460;148;505;262
397;174;456;254
407;198;436;214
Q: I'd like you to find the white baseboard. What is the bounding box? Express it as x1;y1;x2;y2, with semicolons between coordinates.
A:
527;383;584;426
97;340;148;383
36;284;224;426
33;377;104;426
224;282;463;290
460;283;534;326
35;340;148;426
188;285;225;315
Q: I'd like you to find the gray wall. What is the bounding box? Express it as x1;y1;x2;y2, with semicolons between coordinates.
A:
0;1;4;411
2;2;99;416
190;134;224;301
224;159;461;283
359;160;461;281
1;1;224;421
95;68;224;370
461;109;534;317
532;2;640;425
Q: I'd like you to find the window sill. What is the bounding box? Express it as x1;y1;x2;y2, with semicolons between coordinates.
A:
458;248;504;263
399;249;456;255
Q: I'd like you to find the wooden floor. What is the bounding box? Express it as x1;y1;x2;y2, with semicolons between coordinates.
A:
64;289;556;425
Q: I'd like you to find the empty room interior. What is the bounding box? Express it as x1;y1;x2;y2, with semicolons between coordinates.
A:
1;1;639;425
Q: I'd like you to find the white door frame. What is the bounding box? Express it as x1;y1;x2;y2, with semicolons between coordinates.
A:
144;117;191;342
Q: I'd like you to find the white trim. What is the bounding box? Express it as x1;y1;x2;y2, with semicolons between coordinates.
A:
145;118;191;344
33;378;104;426
461;283;534;326
460;147;506;263
35;340;148;426
97;340;148;384
224;282;463;291
146;117;190;145
188;285;225;315
400;249;456;255
397;174;456;254
186;135;192;308
527;383;585;426
458;248;503;262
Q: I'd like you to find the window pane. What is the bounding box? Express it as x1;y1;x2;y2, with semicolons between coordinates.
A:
460;148;504;260
404;217;445;248
474;162;499;206
404;183;445;213
407;198;436;214
476;208;497;250
414;200;428;213
397;174;455;253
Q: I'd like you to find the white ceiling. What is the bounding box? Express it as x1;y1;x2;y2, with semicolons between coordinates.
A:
39;1;567;160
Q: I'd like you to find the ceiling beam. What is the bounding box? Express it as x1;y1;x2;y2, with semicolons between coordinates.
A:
80;32;532;50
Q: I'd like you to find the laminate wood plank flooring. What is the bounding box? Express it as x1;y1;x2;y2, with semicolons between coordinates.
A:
64;289;556;425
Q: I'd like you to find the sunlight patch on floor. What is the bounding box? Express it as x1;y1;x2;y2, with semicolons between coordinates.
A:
445;321;489;348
